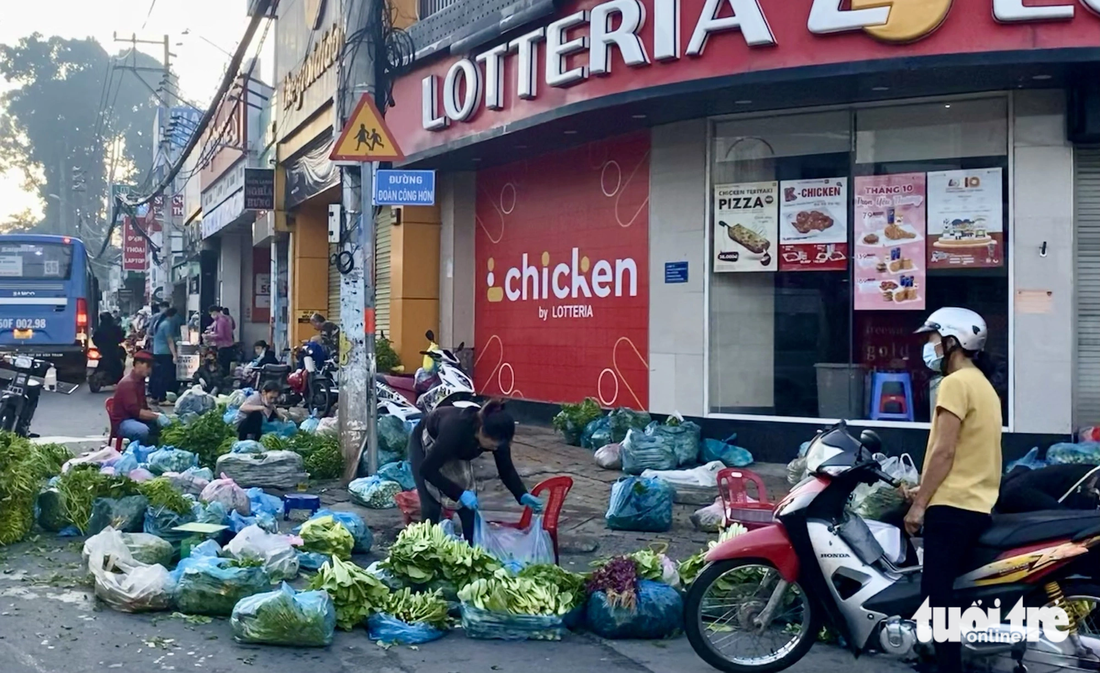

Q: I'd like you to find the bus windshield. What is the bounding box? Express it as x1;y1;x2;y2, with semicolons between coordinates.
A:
0;242;73;280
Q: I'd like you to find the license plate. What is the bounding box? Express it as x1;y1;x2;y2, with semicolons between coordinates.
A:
13;328;32;339
14;355;31;369
87;359;98;368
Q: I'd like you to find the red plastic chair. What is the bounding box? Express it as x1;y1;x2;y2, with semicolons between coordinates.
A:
492;475;574;563
105;398;125;452
717;468;776;530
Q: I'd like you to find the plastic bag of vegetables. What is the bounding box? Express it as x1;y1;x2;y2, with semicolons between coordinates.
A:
553;398;602;447
608;407;652;443
620;428;678;475
84;527;173;613
86;495;149;535
146;448;199;475
701;433;754;468
200;474;251;515
225;525;300;582
299;515;355;560
1047;442;1100;466
348;475;401;509
646;417;702;467
171;555;271;616
581;416;612;450
120;533;174;567
586;580;683;640
458;574;568;641
295;509;373;554
473;513;554;568
851;455;918;521
308;556;390;630
605;477;673;533
231;583;336;647
367;588;450;644
377;461;416;491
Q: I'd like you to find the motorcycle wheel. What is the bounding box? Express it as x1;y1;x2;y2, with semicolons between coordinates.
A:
88;373;102;393
309;379;332;417
684;559;821;673
0;400;19;434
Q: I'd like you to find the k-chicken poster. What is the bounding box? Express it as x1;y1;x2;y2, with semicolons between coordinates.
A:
779;178;848;272
475;133;650;409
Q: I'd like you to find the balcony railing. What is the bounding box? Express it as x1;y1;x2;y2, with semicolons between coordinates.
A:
418;0;457;19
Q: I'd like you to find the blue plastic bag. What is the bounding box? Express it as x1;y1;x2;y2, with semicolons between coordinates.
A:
124;442;156;464
147;448;199;475
262;418;298;437
295;509;373;554
144;506;197;548
473;513;554;568
247;488;284;518
192;500;229;526
586;580;683;640
606;476;674;533
229;509;279;534
191;539;222;557
367;613;445;644
232;440;266;454
224;407;241;424
348;476;401;509
1047;442;1100;466
702;434;754;468
582;416;612;450
377;461;416;491
646;420;702;467
460;605;565;641
300;415;321;434
1006;447;1048;472
232;583;336;646
114;453;139;477
172;556;271;616
297;550;330;571
620;428;678;475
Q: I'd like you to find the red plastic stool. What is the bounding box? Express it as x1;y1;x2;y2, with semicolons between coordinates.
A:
491;475;573;563
717;468;775;530
105;398;125;452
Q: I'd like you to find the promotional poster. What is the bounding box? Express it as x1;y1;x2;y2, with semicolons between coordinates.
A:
714;181;778;273
853;173;927;312
927;168;1005;269
779;177;849;272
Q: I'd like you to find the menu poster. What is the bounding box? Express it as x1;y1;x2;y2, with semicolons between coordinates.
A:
778;177;849;272
927;168;1004;269
853;173;927;312
714;182;778;273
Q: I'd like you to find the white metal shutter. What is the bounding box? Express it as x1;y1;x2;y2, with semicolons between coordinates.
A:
374;208;393;338
1076;147;1100;426
327;243;341;326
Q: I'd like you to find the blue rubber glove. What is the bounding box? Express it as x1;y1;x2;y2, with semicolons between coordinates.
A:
520;493;544;513
459;490;479;511
156;413;171;428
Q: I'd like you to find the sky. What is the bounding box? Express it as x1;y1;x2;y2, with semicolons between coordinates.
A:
0;0;274;224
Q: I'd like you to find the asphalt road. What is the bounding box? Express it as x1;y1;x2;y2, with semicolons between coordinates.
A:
30;382;114;443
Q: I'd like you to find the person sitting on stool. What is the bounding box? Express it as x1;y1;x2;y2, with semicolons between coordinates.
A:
109;351;170;443
236;380;285;440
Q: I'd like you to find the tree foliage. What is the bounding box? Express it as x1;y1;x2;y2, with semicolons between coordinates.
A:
0;34;163;240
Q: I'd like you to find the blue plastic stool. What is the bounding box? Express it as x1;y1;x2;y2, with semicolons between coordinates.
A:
869;372;914;422
283;494;321;521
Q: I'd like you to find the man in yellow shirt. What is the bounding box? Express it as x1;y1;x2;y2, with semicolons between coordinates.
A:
906;307;1002;673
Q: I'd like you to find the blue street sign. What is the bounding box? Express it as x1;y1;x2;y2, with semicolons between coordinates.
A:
373;170;436;206
664;261;689;284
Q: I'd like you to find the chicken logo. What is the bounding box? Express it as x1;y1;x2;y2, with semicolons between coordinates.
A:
850;0;954;43
486;258;504;303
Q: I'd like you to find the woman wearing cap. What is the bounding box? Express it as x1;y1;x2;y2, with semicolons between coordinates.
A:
904;307;1003;673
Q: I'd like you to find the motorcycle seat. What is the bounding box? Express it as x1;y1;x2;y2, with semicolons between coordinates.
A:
977;510;1100;549
261;364;291;375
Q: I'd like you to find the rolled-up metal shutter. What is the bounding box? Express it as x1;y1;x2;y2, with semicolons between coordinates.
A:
1075;147;1100;425
327;243;340;326
374;208;393;338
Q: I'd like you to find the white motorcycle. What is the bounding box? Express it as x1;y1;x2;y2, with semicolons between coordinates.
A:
376;377;422;424
415;343;478;413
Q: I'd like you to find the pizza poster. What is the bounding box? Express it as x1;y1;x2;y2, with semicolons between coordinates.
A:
853;173;927;312
778;178;848;271
713;182;778;273
927;168;1004;269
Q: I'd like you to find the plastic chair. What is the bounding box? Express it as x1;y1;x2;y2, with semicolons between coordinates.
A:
282;493;321;520
491;475;574;563
870;372;914;422
104;398;124;452
717;468;775;530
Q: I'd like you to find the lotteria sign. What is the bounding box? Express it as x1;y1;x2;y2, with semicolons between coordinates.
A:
390;0;1100;156
475;132;650;409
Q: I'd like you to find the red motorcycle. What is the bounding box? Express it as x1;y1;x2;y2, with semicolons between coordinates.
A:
685;422;1100;673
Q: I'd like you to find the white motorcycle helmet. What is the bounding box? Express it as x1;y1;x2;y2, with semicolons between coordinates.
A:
914;307;988;353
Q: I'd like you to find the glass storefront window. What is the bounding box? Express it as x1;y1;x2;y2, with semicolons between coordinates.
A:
708;97;1010;425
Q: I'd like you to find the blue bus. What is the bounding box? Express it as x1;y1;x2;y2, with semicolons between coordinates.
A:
0;234;100;380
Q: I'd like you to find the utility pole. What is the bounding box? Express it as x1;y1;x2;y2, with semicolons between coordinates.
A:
114;33;177;303
336;0;379;481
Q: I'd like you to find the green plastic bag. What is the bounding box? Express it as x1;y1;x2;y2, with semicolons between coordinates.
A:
231;583;336;647
87;496;150;535
36;489;70;532
378;415;410;460
172;556;271;616
608;408;652;444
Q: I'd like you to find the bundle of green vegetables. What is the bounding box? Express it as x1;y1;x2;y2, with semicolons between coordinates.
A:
552;398;603;445
299;515;355;561
260;432;344;480
0;433;71;544
678;523;748;586
51;468;193;534
382;588;451;630
382;521;502;588
458;568;573;616
160;410;236;468
516;564;587;613
308;556;390;630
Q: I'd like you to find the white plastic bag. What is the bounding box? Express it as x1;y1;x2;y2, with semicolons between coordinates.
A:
690;498;726;533
63;447;122;473
641;461;724;488
866;520;905;565
594;443;622;470
201;474;252;516
84;527;172;613
851;454;918;521
175;384;217;416
224;525;300;582
472;513;554;568
316;417;339;436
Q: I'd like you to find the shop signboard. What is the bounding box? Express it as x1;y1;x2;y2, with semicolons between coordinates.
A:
927;168;1004;269
778;177;849;272
122;217;147;272
475;132;650;408
244;168;276;211
713;182;778;273
853;173;927;311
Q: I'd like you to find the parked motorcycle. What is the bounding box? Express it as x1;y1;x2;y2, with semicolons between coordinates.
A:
0;353;50;436
376;376;422;424
415;342;477;413
287;351;336;418
684;421;1100;673
86;345;125;393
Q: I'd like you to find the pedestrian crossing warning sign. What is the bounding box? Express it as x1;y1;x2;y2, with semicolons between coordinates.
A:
330;94;404;163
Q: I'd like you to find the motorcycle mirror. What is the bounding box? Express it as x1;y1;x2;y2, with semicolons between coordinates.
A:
425;330;435;342
457;342;465;351
859;429;883;455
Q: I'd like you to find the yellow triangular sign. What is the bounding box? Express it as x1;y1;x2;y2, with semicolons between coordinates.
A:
330;94;404;162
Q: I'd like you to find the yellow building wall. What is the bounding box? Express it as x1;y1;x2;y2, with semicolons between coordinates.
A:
290;202;330;346
390;205;440;371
